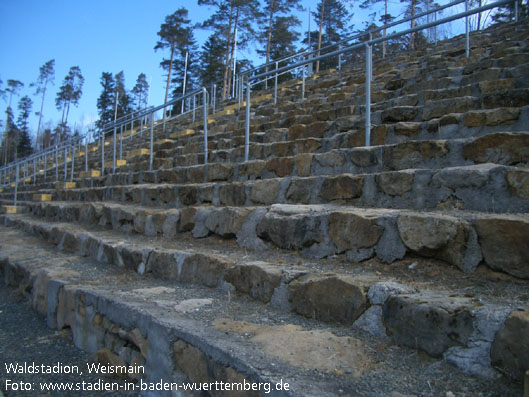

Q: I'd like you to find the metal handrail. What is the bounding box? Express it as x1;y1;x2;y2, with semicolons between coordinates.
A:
0;0;521;203
240;0;517;161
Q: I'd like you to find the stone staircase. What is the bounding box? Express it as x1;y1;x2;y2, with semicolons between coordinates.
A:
1;20;528;396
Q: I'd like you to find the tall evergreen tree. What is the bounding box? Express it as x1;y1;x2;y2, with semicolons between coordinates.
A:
1;108;19;164
259;0;304;67
2;80;23;165
313;0;351;72
16;95;33;158
114;71;133;119
199;34;226;86
96;72;116;129
0;78;6;101
257;15;301;84
199;0;261;99
492;0;528;23
31;59;55;150
132;73;149;111
155;8;197;119
55;66;84;132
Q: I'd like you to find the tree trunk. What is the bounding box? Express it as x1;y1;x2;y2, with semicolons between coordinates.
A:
409;0;416;50
36;86;46;151
316;0;325;73
222;1;235;100
265;0;275;79
164;43;175;121
226;7;239;98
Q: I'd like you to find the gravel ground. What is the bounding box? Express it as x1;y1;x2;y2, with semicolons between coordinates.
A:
0;286;138;397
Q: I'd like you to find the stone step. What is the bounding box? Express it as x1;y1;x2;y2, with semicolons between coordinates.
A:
5;131;529;200
12;198;529;279
1;213;528;387
10;162;529;214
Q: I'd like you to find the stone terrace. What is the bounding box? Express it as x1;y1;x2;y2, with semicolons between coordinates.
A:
1;19;528;396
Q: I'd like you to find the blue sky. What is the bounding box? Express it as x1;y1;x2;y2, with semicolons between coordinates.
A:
0;0;469;141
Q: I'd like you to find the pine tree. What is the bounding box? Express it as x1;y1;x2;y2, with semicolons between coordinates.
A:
2;80;23;165
0;78;6;101
259;0;304;68
199;0;261;99
97;72;116;129
257;16;301;84
492;0;528;23
155;8;197;119
132;73;149;111
199;34;226;87
313;0;351;72
114;71;133;119
16;95;33;158
31;59;55;150
1;107;19;164
55;66;84;136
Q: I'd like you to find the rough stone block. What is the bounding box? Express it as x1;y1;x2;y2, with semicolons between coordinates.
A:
376;171;414;196
319;174;364;201
224;262;282;303
474;217;529;279
462;132;529;165
328;211;383;252
289;273;367;324
383;293;474;357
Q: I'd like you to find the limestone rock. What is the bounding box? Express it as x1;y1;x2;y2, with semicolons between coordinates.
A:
328;211;383;252
474;217;529;279
289;273;367;324
383;141;448;170
382;106;418;122
506;169;529;199
96;348;128;378
256;205;325;250
367;281;416;305
224;262;282;303
250;179;281;205
491;308;529;382
383;293;474;357
219;182;246;206
319;174;364;201
295;153;314;177
463;108;520;127
286;177;316;204
376;171;414;196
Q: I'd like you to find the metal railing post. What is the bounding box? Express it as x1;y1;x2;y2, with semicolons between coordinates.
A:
64;146;68;181
163;105;167;133
101;130;105;176
193;94;196;123
71;145;75;182
338;44;342;70
55;146;59;181
85;137;88;172
202;87;208;165
119;125;123;160
113;125;117;174
301;63;306;101
33;157;36;184
212;84;216;114
149;112;154;171
14;163;18;207
365;43;372;147
514;0;519;20
238;78;242;111
274;61;278;105
245;78;251;163
465;0;470;58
